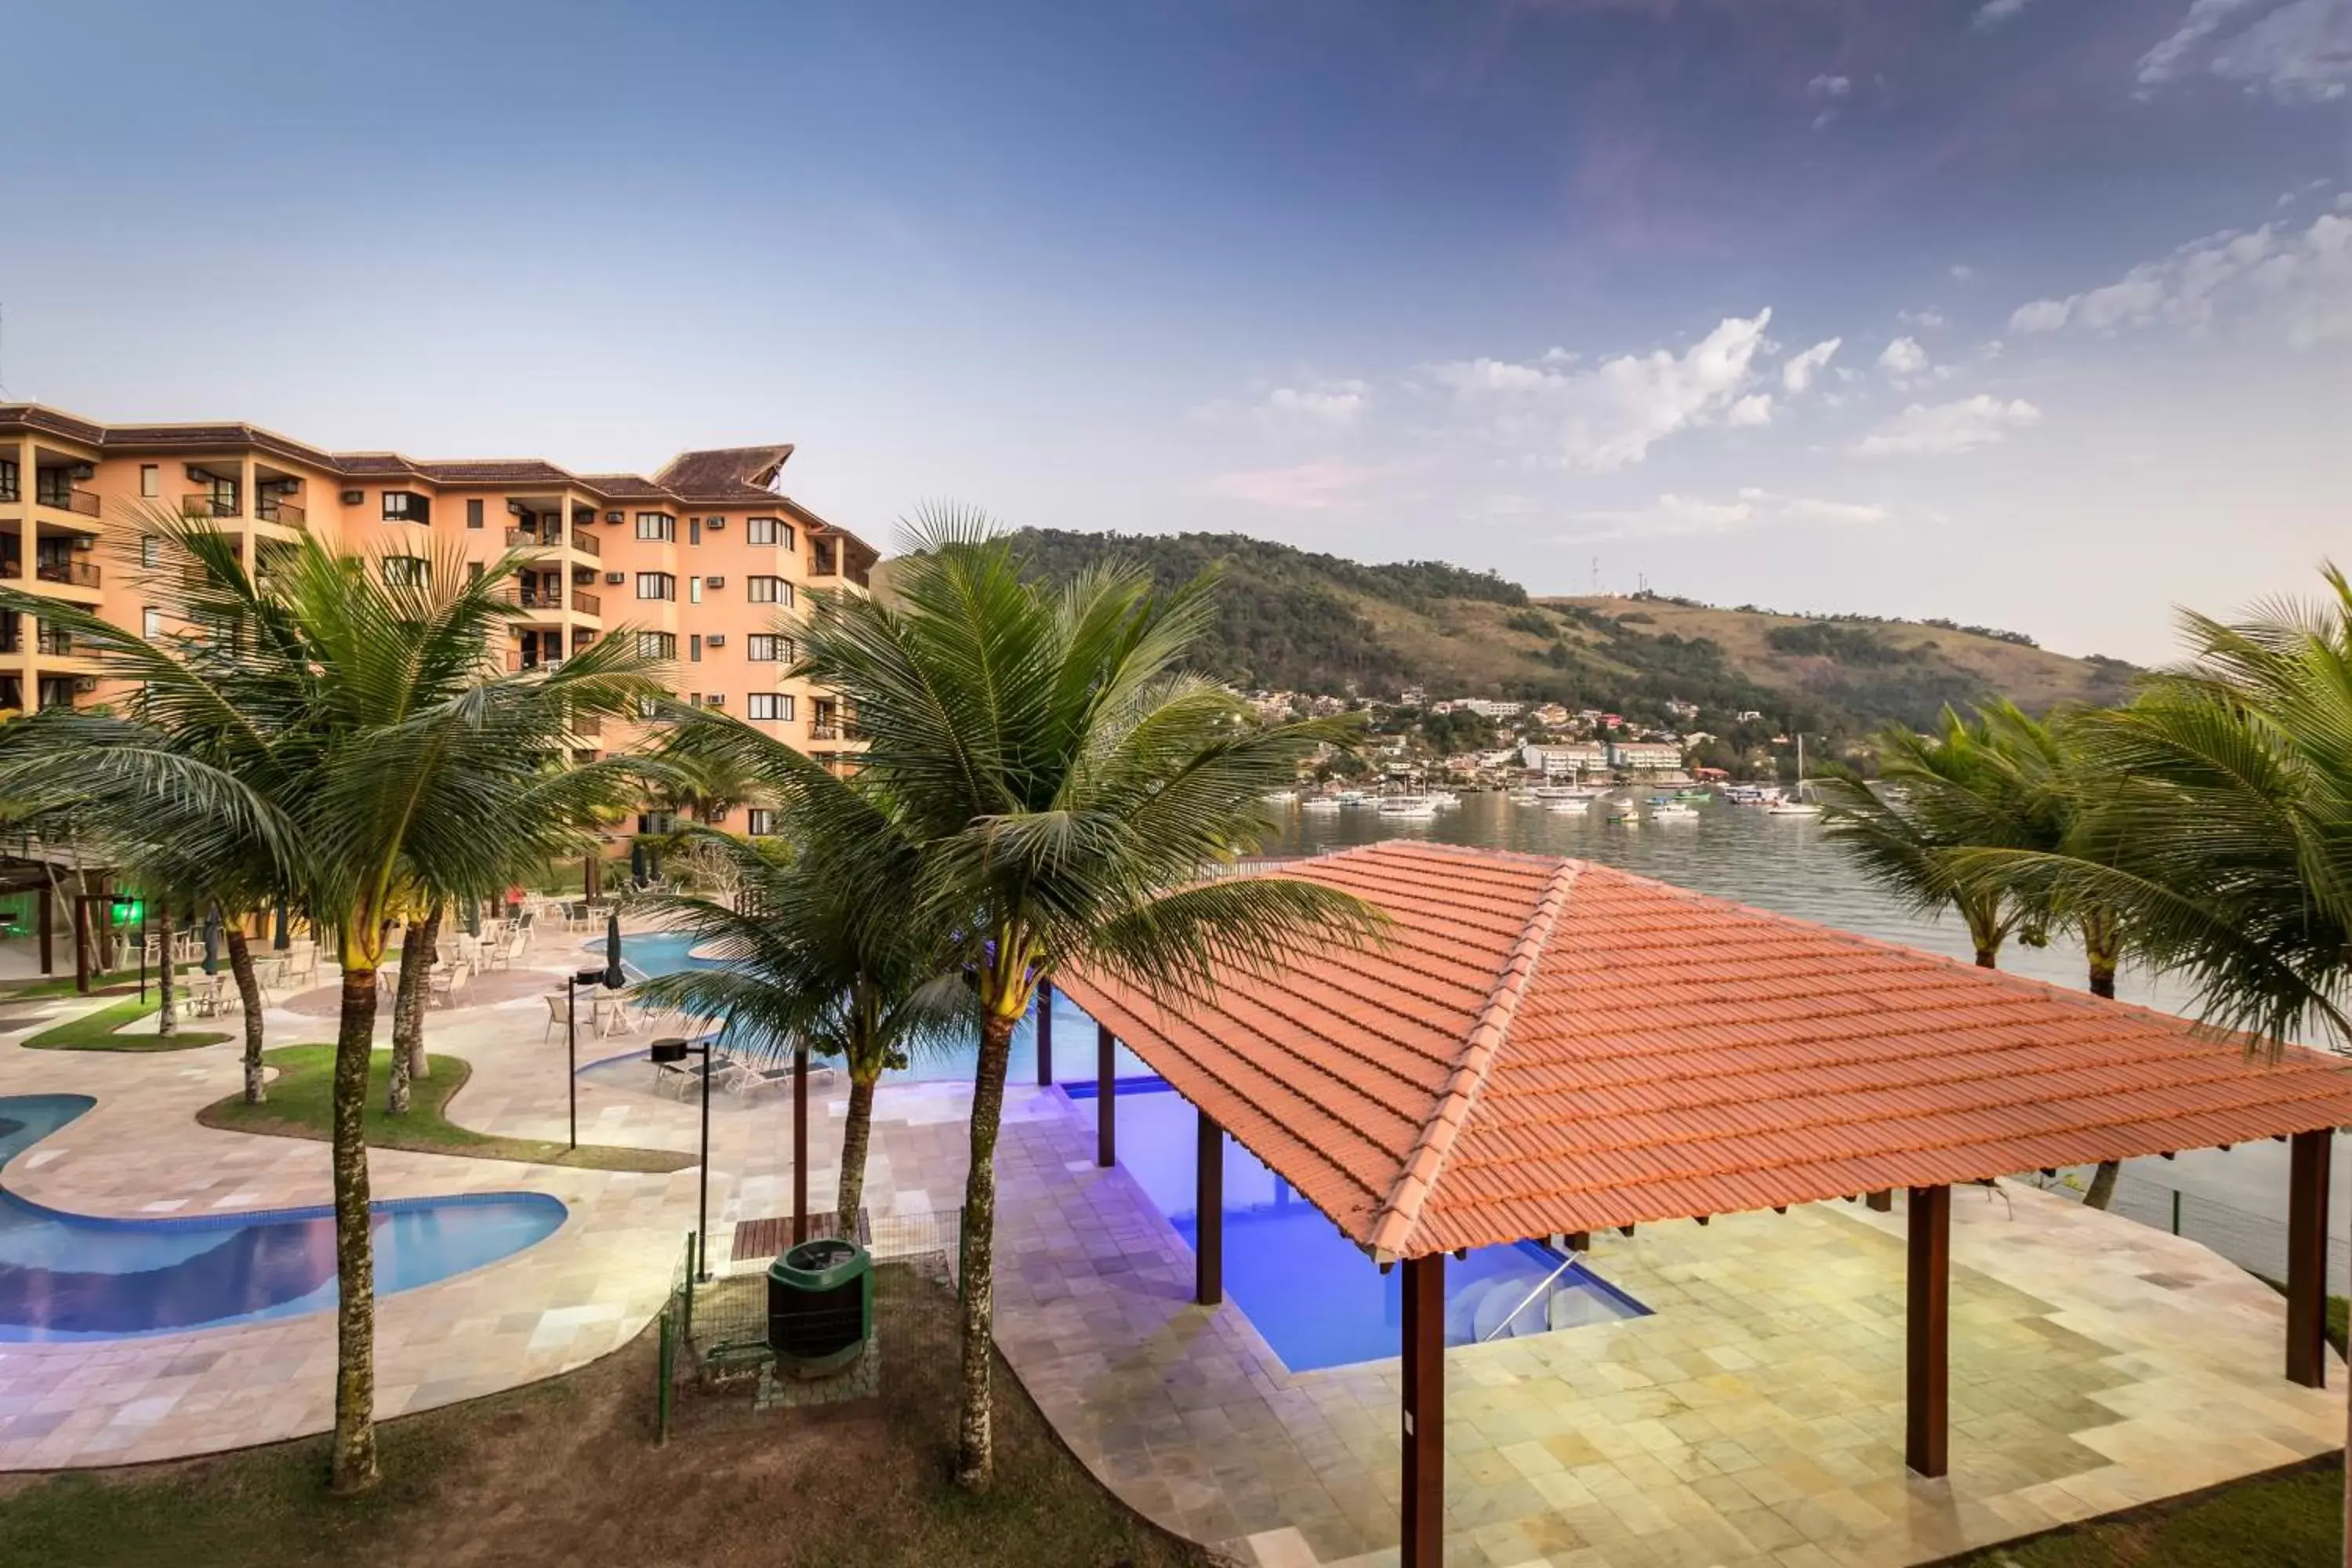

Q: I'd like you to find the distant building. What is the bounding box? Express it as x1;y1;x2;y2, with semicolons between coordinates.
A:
1609;741;1686;775
1531;702;1571;727
1455;698;1524;720
1523;741;1609;775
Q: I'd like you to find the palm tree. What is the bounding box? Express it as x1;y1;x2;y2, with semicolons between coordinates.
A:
631;749;970;1235
1816;703;2063;969
779;511;1384;1490
1946;566;2352;1559
0;517;660;1492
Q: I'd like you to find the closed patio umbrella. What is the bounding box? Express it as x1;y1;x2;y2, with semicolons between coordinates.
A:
201;907;220;975
604;910;625;989
629;841;647;885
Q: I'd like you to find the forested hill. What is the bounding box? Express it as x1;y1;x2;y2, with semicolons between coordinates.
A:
955;529;2140;733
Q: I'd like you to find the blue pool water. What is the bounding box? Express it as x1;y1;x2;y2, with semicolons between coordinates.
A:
609;934;1153;1086
1088;1081;1649;1371
0;1095;567;1342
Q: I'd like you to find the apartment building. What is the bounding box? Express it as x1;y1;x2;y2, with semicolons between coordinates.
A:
0;403;878;835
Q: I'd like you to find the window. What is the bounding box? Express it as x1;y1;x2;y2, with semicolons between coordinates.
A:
688;516;702;546
143;607;163;640
635;631;677;659
746;808;777;837
747;575;792;605
746;692;794;722
747;517;793;548
688;633;702;662
466;499;485;529
634;512;677;542
140;464;160;499
746;633;793;662
0;459;16;501
140;536;162;569
637;695;660;719
382;491;430;525
382;556;430;586
635;572;675;601
688;575;702;604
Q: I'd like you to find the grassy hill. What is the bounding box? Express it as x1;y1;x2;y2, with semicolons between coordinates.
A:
890;529;2140;734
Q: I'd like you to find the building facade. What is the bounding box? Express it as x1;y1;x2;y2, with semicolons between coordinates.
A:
0;403;878;835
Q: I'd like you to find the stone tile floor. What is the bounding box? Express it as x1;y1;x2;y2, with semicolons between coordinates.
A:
2;953;2344;1568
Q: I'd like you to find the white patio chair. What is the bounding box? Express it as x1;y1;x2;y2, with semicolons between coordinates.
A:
542;992;570;1042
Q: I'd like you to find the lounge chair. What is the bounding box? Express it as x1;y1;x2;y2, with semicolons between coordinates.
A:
543;992;571;1042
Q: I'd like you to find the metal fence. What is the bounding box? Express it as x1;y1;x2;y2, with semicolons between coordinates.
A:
2019;1167;2350;1290
655;1209;964;1443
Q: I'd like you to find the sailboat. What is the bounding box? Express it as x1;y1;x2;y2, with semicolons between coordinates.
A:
1765;734;1824;815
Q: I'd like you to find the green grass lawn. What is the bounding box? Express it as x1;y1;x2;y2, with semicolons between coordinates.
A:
0;967;168;1000
197;1045;691;1172
21;994;233;1051
1949;1457;2341;1566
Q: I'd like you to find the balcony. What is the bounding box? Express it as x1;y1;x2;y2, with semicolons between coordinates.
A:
37;486;101;519
505;652;566;673
0;556;18;579
34;627;74;658
573;714;604;739
182;494;240;521
570;528;601;557
572;588;601;616
256;498;305;527
34;558;102;590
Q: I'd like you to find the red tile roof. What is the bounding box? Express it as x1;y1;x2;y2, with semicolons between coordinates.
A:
1057;842;2352;1261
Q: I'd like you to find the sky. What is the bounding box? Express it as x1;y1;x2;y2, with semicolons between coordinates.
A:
4;0;2348;662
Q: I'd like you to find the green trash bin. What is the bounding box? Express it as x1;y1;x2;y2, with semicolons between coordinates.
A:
767;1237;872;1377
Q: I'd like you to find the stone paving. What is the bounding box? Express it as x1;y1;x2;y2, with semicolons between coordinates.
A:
3;951;2347;1568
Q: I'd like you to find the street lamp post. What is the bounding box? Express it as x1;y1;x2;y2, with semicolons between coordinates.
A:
563;966;604;1152
650;1034;716;1281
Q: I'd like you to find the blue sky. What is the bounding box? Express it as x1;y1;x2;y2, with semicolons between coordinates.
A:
5;0;2347;660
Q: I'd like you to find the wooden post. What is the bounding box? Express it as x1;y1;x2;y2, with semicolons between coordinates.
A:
1096;1022;1116;1167
583;855;600;902
1867;1189;1893;1212
793;1046;810;1247
1563;1231;1589;1253
1036;978;1054;1086
1401;1253;1446;1567
1907;1184;1951;1478
2287;1129;2329;1389
71;894;89;995
38;886;53;975
1196;1106;1223;1307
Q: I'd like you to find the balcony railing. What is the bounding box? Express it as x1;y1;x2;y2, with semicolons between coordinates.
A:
182;494;240;520
569;528;601;557
34;558;101;589
572;588;601;615
0;557;18;579
37;487;101;518
257;498;305;526
573;715;603;738
505;652;566;673
34;629;74;657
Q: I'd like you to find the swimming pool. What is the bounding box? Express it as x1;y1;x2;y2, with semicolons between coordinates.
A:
608;934;1154;1086
0;1094;568;1342
1082;1080;1649;1371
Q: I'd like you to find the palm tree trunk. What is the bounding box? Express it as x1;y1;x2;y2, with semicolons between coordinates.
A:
2085;907;2120;1000
837;1072;878;1239
389;909;437;1115
154;903;176;1040
2082;1160;2122;1210
329;959;381;1494
954;1005;1019;1493
409;906;439;1083
226;928;266;1102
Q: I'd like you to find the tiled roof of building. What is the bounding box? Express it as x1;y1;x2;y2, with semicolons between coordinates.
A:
1057;841;2352;1261
412;459;579;486
655;445;794;501
574;473;673;501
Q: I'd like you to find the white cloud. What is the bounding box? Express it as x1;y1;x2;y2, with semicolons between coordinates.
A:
1974;0;2034;28
1950;263;1977;282
1207;460;1388;511
1808;74;1853;98
2006;207;2352;343
1261;379;1367;426
1877;336;1933;375
1433;307;1777;472
1856;395;2042;456
1563;486;1889;541
1897;308;1947;329
1781;336;1842;393
2136;0;2352;104
1726;393;1774;427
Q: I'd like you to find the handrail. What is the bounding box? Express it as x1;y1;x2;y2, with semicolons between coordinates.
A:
572;588;602;615
34;558;101;589
182;494;239;520
258;498;306;526
38;487;102;518
569;528;601;557
1479;1256;1576;1343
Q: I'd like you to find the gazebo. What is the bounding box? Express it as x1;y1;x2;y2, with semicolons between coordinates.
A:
1052;841;2352;1567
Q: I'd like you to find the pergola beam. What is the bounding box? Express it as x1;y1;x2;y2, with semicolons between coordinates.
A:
1196;1107;1223;1306
1907;1184;1951;1478
1400;1254;1445;1568
2286;1129;2330;1388
1036;978;1055;1086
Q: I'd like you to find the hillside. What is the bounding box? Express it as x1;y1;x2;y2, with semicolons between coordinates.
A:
922;529;2140;733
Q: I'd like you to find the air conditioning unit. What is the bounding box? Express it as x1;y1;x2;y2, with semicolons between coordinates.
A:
705;517;725;530
340;489;365;505
707;634;727;648
74;676;99;694
604;510;624;524
507;499;526;517
71;535;95;552
706;575;725;589
604;571;626;585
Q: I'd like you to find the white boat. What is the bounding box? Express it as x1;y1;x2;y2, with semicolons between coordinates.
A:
1377;795;1439;818
1427;789;1461;809
1332;789;1372;808
1766;736;1825;815
1544;795;1590;812
1534;781;1604;800
1507;790;1540;804
1260;788;1298;804
1301;797;1342;813
1603;802;1640;824
1650;800;1698;820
